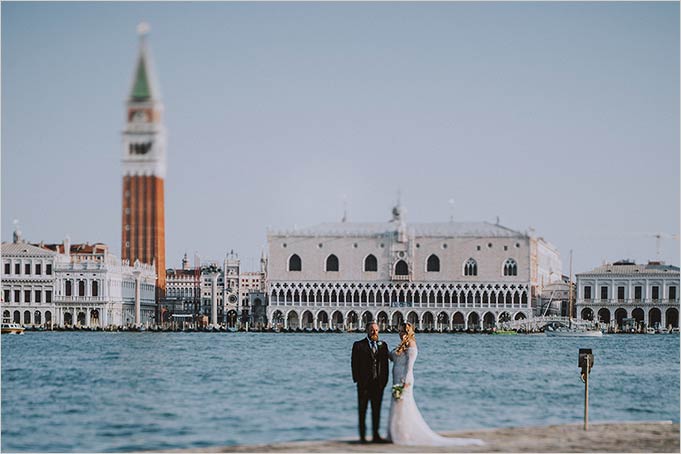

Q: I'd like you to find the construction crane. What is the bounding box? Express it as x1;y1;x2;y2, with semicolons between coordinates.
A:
650;233;679;260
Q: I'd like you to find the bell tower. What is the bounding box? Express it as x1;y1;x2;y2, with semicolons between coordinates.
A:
121;22;166;300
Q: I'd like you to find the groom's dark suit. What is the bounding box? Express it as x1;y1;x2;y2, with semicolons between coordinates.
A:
351;337;389;442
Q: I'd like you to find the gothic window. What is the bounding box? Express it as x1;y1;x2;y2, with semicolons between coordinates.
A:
92;281;99;297
35;264;42;275
65;281;72;297
4;263;10;275
670;286;677;301
79;281;86;297
35;290;41;303
24;290;31;303
503;259;518;276
464;258;478;276
288;254;302;272
426;255;440;272
25;264;31;275
364;254;378;272
326;254;339;272
395;260;409;276
15;263;20;274
46;264;52;275
600;286;608;300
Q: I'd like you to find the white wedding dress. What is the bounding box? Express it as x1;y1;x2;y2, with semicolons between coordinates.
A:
387;344;485;446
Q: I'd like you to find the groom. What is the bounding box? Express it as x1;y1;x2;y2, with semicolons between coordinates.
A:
351;321;389;443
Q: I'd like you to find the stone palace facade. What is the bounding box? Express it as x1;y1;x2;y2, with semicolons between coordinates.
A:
576;260;679;330
2;227;156;328
266;205;562;331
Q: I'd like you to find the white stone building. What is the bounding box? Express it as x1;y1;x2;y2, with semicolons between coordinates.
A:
1;228;156;327
1;229;59;326
194;251;267;328
576;260;679;330
266;205;562;331
48;239;156;327
165;253;201;316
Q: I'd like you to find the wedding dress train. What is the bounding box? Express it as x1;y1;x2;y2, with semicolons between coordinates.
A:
387;345;484;447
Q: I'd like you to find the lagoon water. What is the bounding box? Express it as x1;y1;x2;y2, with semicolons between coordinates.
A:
2;332;679;452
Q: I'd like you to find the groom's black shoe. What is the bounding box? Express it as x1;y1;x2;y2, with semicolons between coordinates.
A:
372;436;389;444
358;437;368;444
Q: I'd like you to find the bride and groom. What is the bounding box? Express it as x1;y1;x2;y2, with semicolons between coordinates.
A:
351;321;484;446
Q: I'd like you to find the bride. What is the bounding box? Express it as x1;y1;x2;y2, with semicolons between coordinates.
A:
387;322;485;446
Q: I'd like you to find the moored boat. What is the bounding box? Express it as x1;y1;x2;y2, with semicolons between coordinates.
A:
545;324;603;337
1;323;25;334
493;329;518;335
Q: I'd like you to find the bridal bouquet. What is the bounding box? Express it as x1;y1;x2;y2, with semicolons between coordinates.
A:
391;383;405;400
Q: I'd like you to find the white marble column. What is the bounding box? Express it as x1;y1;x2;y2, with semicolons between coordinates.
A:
85;309;91;327
211;273;219;326
134;271;141;325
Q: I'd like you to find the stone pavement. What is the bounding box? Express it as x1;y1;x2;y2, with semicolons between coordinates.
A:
167;421;679;453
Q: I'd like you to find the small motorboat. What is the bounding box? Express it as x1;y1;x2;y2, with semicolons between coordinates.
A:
1;323;25;334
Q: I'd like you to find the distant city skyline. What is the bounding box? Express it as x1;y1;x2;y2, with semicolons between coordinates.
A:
2;2;679;273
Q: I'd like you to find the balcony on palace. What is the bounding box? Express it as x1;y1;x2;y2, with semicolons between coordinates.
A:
56;296;109;304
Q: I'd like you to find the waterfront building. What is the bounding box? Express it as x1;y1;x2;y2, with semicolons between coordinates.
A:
576;260;680;330
169;251;267;328
1;227;59;326
165;253;201;320
2;227;156;327
121;23;167;301
239;262;267;329
44;239;157;327
536;276;573;317
266;204;562;330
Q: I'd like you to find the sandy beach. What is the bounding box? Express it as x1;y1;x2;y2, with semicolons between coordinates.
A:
167;421;679;453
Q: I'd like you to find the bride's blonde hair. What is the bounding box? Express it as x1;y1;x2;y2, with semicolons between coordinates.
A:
396;322;415;354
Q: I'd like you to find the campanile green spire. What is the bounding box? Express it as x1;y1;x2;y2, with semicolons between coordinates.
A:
129;22;160;102
131;55;151;100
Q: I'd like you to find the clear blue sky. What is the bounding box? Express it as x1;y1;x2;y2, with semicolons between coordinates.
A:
2;2;679;273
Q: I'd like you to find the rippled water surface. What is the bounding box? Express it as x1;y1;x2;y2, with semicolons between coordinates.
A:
2;332;679;452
